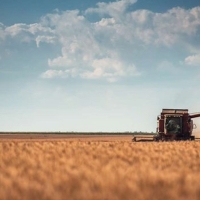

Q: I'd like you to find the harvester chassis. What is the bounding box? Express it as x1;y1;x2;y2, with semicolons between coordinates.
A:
132;134;197;142
152;134;195;142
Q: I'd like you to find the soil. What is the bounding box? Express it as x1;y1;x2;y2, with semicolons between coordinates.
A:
0;134;133;142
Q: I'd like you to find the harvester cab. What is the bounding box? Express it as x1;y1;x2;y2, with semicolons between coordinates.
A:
133;109;200;142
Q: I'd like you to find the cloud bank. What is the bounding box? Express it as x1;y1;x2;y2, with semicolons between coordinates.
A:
0;0;200;81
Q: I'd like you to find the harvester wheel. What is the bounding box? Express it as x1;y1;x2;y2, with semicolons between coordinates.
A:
132;137;137;142
153;136;159;142
190;136;195;141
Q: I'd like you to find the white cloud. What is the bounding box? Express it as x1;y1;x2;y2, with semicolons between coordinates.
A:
44;5;200;81
81;58;139;82
5;23;28;37
152;7;200;46
127;7;200;46
85;0;137;17
40;70;65;78
36;36;56;47
46;55;139;82
1;1;200;81
185;54;200;66
0;22;54;44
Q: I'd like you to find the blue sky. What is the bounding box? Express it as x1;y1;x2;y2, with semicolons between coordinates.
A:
0;0;200;132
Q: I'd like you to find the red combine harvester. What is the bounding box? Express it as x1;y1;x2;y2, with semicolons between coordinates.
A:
133;109;200;142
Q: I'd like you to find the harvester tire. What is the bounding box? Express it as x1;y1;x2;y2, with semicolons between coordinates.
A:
190;136;195;141
132;137;137;142
153;136;159;142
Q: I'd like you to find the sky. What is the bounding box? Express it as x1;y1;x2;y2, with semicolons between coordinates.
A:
0;0;200;132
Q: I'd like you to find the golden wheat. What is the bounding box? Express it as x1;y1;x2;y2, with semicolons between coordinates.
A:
1;140;200;200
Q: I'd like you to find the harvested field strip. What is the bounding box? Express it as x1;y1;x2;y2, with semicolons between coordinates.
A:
1;140;200;200
0;134;133;141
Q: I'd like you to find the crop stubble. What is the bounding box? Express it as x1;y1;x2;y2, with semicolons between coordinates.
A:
1;136;200;200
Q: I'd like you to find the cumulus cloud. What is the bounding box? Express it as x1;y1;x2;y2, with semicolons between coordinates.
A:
40;70;65;78
1;0;200;81
85;0;137;17
185;54;200;66
1;22;54;43
81;58;139;82
36;35;56;47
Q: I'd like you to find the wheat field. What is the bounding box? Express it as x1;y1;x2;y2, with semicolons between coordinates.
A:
1;138;200;200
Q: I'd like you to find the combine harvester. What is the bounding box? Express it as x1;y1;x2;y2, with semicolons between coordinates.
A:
133;109;200;142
